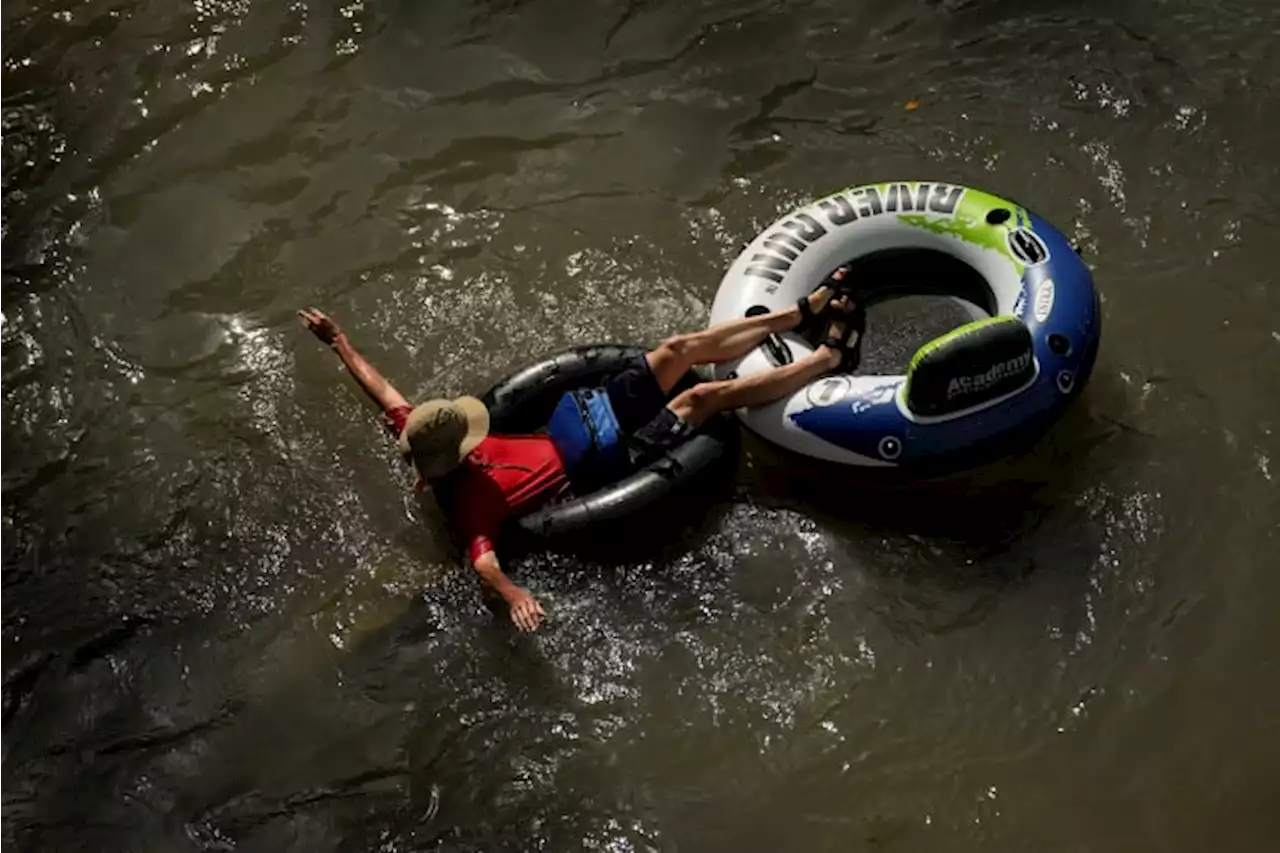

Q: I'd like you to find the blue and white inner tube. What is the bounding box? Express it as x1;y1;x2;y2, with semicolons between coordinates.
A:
709;181;1102;473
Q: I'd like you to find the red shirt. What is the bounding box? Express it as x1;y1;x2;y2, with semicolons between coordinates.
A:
387;405;569;562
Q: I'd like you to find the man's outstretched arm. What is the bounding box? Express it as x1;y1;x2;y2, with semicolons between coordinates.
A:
298;308;410;415
471;549;545;632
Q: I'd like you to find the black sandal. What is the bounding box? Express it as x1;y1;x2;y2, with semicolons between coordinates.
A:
819;299;867;374
794;292;826;336
826;264;852;287
796;266;857;335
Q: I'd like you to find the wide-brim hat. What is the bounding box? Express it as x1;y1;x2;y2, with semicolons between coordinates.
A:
397;396;490;481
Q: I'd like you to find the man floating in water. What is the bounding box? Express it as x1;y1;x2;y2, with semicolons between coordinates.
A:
299;275;858;632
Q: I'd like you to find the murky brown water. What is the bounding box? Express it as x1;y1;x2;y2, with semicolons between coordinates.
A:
5;1;1280;850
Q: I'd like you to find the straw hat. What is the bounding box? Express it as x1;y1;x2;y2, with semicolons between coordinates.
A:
397;397;490;480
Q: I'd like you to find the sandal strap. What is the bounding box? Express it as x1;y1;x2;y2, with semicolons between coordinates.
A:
842;332;864;372
819;302;864;365
796;295;815;322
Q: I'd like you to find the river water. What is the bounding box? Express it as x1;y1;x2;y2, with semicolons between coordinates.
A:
4;1;1279;850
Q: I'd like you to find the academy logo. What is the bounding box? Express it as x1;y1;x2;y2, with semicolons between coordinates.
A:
946;352;1033;400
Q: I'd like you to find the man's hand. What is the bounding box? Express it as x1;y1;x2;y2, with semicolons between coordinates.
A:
298;308;346;347
507;587;546;632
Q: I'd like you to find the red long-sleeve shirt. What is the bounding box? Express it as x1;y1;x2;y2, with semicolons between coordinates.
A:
387;406;569;562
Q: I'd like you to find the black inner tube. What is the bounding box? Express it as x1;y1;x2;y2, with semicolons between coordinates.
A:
481;345;737;538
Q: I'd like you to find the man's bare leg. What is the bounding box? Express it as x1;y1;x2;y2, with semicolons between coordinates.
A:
665;298;854;429
646;285;835;393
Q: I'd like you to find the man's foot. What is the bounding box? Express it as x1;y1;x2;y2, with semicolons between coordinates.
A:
793;266;853;335
793;284;833;335
751;282;841;368
817;295;864;373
